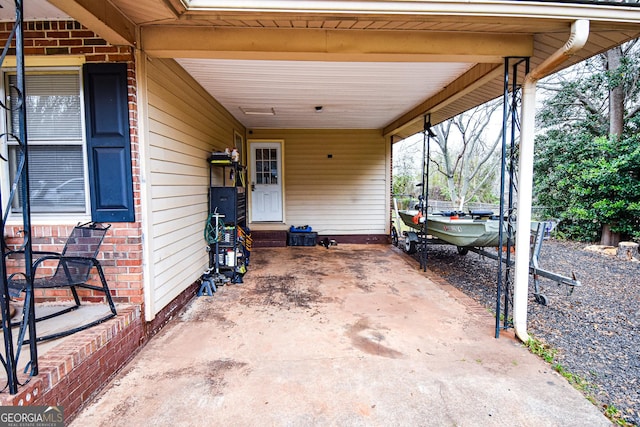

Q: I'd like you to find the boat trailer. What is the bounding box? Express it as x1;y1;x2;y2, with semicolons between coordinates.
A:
392;202;580;305
466;222;580;306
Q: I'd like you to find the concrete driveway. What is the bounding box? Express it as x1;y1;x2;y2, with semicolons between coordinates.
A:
70;244;609;426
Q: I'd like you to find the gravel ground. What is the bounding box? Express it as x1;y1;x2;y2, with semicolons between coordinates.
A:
413;239;640;426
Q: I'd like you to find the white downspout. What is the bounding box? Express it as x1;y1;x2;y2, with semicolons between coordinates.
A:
513;19;590;342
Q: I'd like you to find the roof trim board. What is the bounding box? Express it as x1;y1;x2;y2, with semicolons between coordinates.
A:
141;27;534;62
181;0;640;24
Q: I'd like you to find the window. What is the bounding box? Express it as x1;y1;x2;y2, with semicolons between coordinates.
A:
255;148;278;184
4;63;135;223
5;71;89;215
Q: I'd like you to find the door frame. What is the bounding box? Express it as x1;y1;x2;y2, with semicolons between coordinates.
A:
248;139;285;223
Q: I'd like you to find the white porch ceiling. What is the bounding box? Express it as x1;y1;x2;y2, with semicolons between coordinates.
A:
3;0;640;138
176;59;474;130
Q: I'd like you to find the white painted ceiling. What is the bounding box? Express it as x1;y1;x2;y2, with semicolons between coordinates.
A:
176;59;474;130
0;0;473;133
0;0;70;21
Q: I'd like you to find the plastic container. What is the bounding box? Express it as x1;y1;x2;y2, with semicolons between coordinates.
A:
287;231;318;246
226;249;236;267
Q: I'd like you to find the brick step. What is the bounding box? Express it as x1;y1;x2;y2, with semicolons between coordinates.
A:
250;230;287;247
253;240;287;248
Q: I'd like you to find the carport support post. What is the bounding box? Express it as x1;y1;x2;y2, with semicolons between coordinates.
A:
512;20;590;343
512;79;535;344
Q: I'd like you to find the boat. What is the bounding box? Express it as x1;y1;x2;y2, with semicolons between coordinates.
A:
395;203;576;306
397;209;503;248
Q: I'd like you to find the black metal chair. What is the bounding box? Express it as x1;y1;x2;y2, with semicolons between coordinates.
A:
6;221;117;344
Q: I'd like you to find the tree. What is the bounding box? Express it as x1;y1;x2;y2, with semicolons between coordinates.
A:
392;134;422;200
534;40;640;242
429;100;503;209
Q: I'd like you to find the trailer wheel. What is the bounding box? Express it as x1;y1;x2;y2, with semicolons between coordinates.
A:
391;227;399;247
457;246;469;256
404;235;417;254
534;294;548;306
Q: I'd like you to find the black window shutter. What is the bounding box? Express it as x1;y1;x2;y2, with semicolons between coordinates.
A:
83;63;135;222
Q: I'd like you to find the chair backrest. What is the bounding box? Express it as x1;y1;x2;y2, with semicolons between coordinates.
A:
53;222;110;284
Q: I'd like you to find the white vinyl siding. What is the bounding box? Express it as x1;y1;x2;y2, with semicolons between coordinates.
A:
145;58;244;315
250;129;389;235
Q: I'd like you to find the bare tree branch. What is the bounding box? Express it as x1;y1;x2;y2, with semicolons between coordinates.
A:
429;99;502;205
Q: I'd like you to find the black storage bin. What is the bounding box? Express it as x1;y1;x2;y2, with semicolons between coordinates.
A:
287;231;318;246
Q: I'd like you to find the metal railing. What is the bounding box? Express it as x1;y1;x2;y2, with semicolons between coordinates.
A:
1;0;37;395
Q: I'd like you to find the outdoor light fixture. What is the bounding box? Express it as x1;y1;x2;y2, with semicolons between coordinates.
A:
239;107;276;116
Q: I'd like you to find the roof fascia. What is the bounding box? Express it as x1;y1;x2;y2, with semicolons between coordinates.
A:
161;0;189;17
141;27;533;62
183;0;640;24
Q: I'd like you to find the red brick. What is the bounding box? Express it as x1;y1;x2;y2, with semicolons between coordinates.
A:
70;46;95;54
71;30;96;38
24;47;46;55
94;45;120;54
34;39;58;47
115;259;141;267
46;47;70;55
59;38;83;46
84;38;107;46
46;31;70;38
107;54;133;62
85;54;106;62
24;31;46;39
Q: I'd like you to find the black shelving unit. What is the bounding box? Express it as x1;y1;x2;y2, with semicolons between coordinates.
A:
208;156;248;282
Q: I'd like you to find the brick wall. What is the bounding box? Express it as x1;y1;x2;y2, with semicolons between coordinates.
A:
1;21;143;306
0;20;205;422
0;306;143;423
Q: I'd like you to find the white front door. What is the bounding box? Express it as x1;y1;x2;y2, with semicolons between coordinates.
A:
250;142;283;222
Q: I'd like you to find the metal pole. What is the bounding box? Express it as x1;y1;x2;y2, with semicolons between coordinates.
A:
16;0;38;375
503;60;518;331
503;57;529;330
0;188;18;393
1;0;35;392
420;114;432;272
495;58;510;338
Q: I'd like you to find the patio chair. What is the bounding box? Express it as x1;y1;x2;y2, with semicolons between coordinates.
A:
6;221;117;343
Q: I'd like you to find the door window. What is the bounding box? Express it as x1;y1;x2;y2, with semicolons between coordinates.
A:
255;148;278;185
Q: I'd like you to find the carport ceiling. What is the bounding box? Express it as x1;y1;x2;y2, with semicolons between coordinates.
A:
7;1;640;139
175;59;475;131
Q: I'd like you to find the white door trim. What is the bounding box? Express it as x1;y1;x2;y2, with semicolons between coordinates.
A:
248;139;284;223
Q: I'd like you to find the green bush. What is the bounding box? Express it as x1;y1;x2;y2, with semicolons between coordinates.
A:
535;134;640;242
